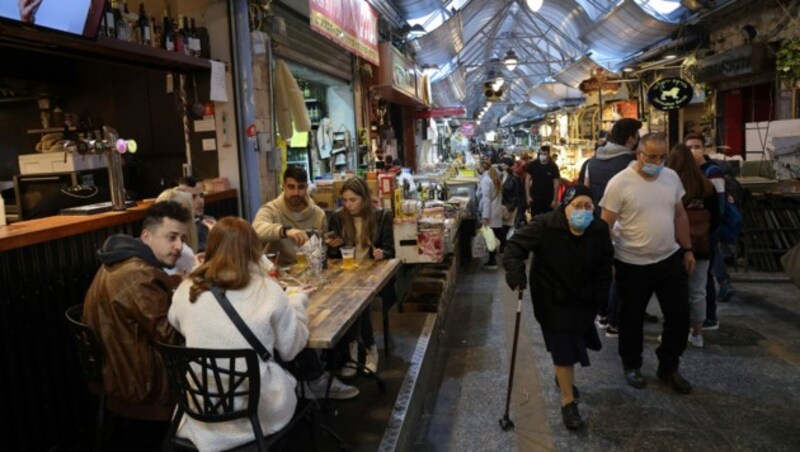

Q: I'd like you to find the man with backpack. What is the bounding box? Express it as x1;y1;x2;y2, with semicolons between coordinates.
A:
686;134;741;330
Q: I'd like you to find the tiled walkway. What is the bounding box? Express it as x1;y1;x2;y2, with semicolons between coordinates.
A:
413;262;800;451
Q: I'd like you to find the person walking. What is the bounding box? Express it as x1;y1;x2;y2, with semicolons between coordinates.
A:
525;145;561;217
667;144;720;348
600;132;695;394
327;177;395;375
477;157;503;270
504;185;613;430
500;157;525;240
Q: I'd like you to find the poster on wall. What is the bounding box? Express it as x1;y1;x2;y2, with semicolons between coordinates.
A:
309;0;379;65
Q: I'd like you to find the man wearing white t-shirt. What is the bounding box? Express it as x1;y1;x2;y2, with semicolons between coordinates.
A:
600;133;696;395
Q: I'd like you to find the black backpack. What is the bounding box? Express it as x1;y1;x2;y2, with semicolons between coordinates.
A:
709;160;744;205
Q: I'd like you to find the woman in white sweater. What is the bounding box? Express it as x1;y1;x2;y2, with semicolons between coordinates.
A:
169;217;310;451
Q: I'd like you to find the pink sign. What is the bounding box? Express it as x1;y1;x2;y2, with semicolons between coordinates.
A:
309;0;379;65
461;122;476;138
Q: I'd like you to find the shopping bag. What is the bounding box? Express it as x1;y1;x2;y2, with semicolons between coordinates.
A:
781;242;800;289
480;226;497;252
471;231;487;259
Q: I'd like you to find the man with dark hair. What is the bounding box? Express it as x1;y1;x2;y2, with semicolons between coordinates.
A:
253;166;328;266
177;176;216;252
601;133;695;395
586;120;642;335
526;145;561;216
83;201;189;421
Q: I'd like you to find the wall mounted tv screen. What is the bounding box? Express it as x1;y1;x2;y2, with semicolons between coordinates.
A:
0;0;105;38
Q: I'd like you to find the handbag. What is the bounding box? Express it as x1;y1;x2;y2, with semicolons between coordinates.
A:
209;285;272;362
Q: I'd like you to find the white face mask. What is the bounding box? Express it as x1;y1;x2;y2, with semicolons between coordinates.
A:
539;155;548;163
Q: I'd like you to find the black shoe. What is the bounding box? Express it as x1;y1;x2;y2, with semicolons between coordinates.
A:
657;369;692;394
561;401;584;430
554;376;580;399
644;313;660;323
624;368;647;389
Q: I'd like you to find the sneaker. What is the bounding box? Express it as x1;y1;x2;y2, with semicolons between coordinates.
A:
688;333;704;348
365;344;379;374
605;325;619;338
702;319;719;331
483;263;499;271
624;368;647;389
302;374;359;400
560;401;584;430
595;315;609;330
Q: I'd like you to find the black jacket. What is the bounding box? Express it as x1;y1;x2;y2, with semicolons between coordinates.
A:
503;210;613;333
327;209;395;260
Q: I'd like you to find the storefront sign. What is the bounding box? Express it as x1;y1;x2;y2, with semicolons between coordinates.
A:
309;0;379;65
693;44;769;84
647;78;693;111
460;123;476;138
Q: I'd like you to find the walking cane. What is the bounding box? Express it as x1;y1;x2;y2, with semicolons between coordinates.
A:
499;288;524;431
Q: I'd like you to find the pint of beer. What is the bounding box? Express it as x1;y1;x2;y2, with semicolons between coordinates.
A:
340;246;356;270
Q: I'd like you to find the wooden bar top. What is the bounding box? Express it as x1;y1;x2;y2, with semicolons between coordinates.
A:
302;258;401;349
0;189;237;252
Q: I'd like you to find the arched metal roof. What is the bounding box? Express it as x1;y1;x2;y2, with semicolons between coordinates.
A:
385;0;690;127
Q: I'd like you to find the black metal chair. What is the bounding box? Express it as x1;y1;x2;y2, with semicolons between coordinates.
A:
64;304;107;452
157;343;319;452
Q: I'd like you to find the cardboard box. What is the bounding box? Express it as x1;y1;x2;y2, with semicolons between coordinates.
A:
19;152;107;175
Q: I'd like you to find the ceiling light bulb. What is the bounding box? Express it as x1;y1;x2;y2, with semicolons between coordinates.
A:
623;67;635;73
665;54;677;60
526;0;543;12
503;50;518;71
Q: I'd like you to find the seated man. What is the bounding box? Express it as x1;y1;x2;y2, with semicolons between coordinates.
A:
177;176;216;252
83;201;188;420
252;165;359;400
253;165;328;266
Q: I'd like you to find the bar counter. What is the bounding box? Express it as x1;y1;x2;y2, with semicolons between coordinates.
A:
0;189;239;451
0;189;238;252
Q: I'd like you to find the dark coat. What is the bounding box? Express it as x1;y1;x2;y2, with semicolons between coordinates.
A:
503;210;614;333
327;208;395;260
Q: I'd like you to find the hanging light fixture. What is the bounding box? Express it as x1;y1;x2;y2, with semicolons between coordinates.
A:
526;0;543;12
503;49;518;71
492;77;504;91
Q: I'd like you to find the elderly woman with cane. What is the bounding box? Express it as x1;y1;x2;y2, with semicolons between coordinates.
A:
503;185;613;430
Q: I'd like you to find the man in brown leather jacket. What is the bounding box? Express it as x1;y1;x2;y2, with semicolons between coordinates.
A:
83;201;189;420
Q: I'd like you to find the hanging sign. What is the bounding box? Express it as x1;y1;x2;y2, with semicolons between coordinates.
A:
460;122;476;138
647;78;694;111
309;0;379;65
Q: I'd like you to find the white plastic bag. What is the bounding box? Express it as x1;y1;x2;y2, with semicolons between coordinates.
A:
471;231;487;259
480;226;497;252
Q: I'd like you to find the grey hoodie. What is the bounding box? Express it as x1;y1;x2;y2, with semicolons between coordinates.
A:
588;142;636;206
595;142;635;160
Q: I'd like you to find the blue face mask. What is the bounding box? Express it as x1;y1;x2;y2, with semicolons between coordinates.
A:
641;162;664;177
568;209;594;231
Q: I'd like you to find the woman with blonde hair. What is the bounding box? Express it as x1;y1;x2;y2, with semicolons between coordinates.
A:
477;156;503;270
168;217;310;450
327;176;394;375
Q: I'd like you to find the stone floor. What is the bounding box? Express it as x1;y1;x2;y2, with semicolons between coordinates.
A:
411;262;800;451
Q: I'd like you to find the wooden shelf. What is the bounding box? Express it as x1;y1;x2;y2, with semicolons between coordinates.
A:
26;127;77;134
0;23;210;72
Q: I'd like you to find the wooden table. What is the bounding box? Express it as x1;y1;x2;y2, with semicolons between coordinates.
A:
302;258;401;349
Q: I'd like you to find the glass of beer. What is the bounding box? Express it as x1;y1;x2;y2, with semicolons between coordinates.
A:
295;250;307;270
340;246;356;270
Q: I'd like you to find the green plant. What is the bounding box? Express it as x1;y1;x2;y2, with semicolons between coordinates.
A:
776;38;800;83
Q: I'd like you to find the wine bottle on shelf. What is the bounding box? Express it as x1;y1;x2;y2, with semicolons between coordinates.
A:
111;0;123;39
174;15;186;54
137;3;151;46
162;13;174;51
119;1;133;42
150;15;161;48
102;1;115;37
189;18;200;56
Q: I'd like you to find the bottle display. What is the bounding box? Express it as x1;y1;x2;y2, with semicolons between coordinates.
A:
137;3;151;46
